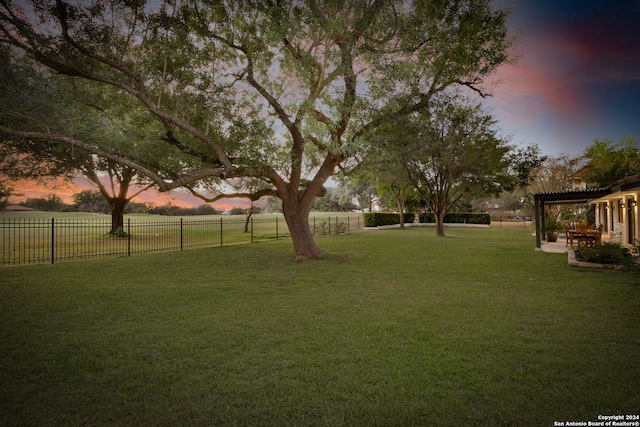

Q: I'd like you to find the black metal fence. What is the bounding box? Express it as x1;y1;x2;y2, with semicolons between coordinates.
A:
0;215;363;266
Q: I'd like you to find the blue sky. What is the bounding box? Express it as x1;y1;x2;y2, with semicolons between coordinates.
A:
487;0;640;156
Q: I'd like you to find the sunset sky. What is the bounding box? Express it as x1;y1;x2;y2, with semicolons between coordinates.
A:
12;177;251;210
9;1;640;207
489;0;640;156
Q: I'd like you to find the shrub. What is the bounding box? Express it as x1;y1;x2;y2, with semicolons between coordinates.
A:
313;220;347;235
574;242;638;268
404;213;416;223
363;213;416;227
109;226;128;238
363;213;400;227
419;212;490;225
544;216;563;235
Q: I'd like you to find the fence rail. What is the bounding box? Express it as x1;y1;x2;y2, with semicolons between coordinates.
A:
1;215;362;266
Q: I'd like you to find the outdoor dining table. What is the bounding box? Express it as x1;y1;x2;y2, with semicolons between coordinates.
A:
567;230;597;247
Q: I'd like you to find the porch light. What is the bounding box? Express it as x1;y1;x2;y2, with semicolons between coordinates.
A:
631;199;637;208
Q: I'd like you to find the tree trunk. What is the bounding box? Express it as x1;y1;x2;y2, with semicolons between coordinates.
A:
282;204;322;261
109;197;128;235
392;185;407;228
431;192;447;237
435;210;446;237
243;212;252;233
398;200;406;228
244;210;253;233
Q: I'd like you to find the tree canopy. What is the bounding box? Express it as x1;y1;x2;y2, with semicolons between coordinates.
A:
582;136;640;187
0;181;14;210
366;95;515;235
0;0;513;259
524;154;582;220
0;62;160;233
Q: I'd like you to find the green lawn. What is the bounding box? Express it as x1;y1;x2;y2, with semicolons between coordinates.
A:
1;227;638;426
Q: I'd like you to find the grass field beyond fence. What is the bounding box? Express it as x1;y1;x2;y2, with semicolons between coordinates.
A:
1;227;638;426
0;212;362;266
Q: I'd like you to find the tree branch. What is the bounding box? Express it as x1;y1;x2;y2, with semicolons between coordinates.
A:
452;79;490;98
351;72;443;143
2;1;235;171
55;0;138;81
185;186;278;204
0;125;229;192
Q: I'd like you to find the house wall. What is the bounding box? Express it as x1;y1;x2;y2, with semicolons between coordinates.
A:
596;202;608;232
595;194;639;245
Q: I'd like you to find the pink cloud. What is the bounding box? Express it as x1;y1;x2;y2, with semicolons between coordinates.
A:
484;0;640;155
488;27;607;130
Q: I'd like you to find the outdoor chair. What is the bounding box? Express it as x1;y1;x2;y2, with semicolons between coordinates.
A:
577;220;590;235
563;222;572;246
595;224;604;244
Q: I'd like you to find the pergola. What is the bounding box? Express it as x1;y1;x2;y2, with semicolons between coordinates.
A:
533;188;609;249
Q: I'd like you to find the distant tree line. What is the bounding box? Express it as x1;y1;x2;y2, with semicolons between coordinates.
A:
147;203;221;216
14;190;222;216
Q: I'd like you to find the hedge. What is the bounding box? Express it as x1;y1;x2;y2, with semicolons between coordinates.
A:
420;212;490;225
364;212;490;227
363;212;415;227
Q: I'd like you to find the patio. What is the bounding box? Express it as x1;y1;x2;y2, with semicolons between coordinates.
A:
539;237;570;253
539;234;614;254
534;174;640;251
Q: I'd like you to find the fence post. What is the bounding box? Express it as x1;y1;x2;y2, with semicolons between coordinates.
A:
220;217;223;247
180;218;183;251
51;217;55;264
251;217;254;243
328;216;331;235
127;218;131;257
276;217;278;240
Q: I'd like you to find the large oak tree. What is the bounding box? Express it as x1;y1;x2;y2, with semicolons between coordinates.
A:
0;0;512;259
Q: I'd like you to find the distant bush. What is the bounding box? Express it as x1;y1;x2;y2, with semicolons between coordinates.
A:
364;213;399;227
364;212;488;227
195;204;220;215
313;220;347;235
419;212;490;225
149;203;220;216
363;213;414;227
19;195;69;212
109;226;128;238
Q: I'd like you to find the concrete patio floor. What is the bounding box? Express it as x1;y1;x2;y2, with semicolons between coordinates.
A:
539;237;571;253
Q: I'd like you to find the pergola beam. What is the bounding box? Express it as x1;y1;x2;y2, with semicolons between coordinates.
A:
533;188;609;249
